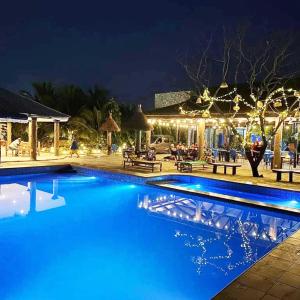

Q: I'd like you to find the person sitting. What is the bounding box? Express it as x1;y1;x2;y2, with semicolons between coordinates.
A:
189;144;198;160
169;143;178;160
145;147;156;161
177;143;187;161
9;138;21;156
70;138;79;158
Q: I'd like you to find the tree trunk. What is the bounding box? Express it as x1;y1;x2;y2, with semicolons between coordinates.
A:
245;144;267;177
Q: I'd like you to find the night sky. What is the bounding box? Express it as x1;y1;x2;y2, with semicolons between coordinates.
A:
0;0;299;108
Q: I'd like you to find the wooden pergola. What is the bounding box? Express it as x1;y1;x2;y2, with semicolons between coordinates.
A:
146;97;284;166
0;88;69;160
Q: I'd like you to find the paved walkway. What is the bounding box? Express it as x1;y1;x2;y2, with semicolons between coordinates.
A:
2;154;297;190
213;230;300;300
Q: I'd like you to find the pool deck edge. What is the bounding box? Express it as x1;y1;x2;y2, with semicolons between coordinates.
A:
147;182;300;216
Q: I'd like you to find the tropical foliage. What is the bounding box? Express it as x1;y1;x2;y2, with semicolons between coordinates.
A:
20;82;136;150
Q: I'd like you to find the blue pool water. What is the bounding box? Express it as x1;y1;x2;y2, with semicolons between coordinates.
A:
152;175;300;211
0;170;299;300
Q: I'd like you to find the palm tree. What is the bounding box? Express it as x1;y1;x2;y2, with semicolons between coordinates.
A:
69;106;104;148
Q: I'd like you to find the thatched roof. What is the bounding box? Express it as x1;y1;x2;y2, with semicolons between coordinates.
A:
0;88;69;122
100;112;120;132
123;104;153;131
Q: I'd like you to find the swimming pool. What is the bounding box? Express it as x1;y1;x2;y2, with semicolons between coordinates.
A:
0;167;299;300
149;174;300;213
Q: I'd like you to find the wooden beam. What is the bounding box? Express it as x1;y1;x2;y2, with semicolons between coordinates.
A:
176;124;179;143
54;120;60;156
29;117;37;160
273;119;283;169
6;122;12;146
136;130;142;152
107;131;112;155
197;119;206;160
145;130;151;149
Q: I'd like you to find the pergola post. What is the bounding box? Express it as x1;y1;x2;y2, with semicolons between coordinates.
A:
145;130;151;149
197;119;206;160
29;117;37;160
273;120;283;169
187;127;192;146
136;130;142;152
6;122;12;146
176;124;179;143
107;131;112;155
54;120;60;156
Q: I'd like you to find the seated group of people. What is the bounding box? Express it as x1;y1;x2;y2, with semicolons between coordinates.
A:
169;143;199;161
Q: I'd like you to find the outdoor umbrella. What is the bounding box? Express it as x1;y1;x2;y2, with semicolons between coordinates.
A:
100;112;120;155
124;104;153;152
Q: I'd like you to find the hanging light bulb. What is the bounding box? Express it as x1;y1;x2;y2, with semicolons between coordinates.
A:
233;104;240;112
202;88;211;102
274;100;282;108
279;110;288;118
202;110;210;118
196;95;202;104
256;101;263;108
233;94;241;103
294;90;300;98
220;81;228;89
294;110;300;118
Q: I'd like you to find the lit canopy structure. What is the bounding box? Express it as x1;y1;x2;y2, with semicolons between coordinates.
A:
147;88;300;164
0;88;69;159
0;88;69;123
124;104;153;151
100;112;120;155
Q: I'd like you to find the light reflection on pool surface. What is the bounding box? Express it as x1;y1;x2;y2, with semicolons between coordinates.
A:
0;172;299;300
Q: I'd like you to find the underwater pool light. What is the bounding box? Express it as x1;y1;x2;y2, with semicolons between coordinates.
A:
129;184;136;189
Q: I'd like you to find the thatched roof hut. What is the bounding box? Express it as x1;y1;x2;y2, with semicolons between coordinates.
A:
100;112;120;132
124;104;153;131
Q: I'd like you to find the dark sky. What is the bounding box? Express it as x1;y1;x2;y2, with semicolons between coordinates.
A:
0;0;299;108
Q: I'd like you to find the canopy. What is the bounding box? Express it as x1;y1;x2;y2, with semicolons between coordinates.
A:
0;88;69;123
124;104;153;131
100;112;120;132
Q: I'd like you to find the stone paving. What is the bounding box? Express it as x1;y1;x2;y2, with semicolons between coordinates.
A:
213;230;300;300
1;154;300;299
1;153;300;190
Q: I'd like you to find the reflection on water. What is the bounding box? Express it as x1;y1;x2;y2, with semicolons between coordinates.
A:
138;193;300;276
0;180;65;220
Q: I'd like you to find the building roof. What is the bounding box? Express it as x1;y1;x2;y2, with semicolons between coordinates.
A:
123;104;153;131
146;96;252;119
0;88;69;123
100;112;120;132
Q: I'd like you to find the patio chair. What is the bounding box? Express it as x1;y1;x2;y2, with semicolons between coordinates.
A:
229;149;237;162
212;149;219;161
264;152;273;169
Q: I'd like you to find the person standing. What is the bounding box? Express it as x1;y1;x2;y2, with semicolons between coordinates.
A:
70;138;79;158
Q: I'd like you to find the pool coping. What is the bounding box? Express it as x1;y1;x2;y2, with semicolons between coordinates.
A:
147;181;300;216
